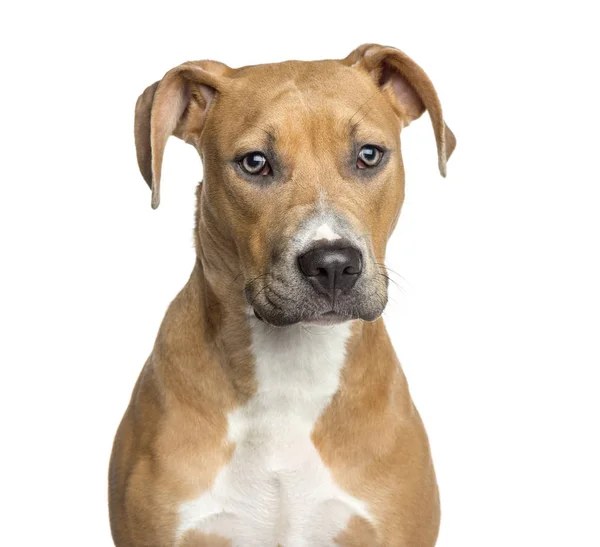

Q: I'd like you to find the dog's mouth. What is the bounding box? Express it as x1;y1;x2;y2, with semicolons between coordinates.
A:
246;273;387;327
245;251;388;327
302;310;352;326
253;308;354;327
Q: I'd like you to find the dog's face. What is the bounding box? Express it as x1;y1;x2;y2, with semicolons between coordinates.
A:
201;61;406;326
135;45;455;326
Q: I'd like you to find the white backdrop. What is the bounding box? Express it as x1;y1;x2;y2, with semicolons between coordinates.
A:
1;1;599;545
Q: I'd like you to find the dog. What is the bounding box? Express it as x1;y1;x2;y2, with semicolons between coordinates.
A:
109;43;456;547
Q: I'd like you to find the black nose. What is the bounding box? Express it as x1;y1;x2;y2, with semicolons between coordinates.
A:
298;245;362;299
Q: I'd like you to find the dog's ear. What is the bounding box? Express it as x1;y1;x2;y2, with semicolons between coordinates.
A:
134;61;229;209
345;44;456;177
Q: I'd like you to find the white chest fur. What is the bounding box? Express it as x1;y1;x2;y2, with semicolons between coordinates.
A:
177;319;371;546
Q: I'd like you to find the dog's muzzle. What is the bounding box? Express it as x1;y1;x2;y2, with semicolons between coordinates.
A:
245;213;388;327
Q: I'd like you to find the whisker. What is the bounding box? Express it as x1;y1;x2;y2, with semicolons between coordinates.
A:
248;285;268;308
378;272;404;294
375;263;411;288
350;106;374;132
348;94;375;129
242;272;272;295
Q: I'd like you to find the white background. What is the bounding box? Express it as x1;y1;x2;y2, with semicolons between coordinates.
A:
1;1;599;545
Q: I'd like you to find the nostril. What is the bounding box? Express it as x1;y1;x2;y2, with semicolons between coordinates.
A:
317;268;328;277
342;254;362;277
343;265;357;276
297;255;323;277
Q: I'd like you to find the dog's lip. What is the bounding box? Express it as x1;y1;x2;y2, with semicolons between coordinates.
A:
253;309;265;322
301;311;352;326
252;308;352;327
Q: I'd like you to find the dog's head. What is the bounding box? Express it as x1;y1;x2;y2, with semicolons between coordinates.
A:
134;45;456;326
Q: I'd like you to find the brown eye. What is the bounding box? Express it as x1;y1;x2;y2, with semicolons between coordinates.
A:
240;152;271;175
357;145;383;169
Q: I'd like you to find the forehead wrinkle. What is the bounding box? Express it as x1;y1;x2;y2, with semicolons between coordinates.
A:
286;64;316;115
350;120;389;146
348;93;376;130
233;127;274;154
246;123;276;143
237;91;385;161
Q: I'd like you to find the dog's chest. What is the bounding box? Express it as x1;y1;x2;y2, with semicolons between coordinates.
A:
177;320;371;546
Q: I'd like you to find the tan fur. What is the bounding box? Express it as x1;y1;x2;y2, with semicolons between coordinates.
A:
334;515;380;546
109;44;455;546
180;530;232;546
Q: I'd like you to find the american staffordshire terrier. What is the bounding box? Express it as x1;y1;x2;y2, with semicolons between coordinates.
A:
109;43;456;546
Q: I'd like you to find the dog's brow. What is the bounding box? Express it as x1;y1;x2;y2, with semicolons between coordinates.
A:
247;123;276;142
349;107;374;134
349;117;371;140
348;94;375;130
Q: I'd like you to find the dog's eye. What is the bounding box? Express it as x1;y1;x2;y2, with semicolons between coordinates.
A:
240;152;271;176
357;145;383;169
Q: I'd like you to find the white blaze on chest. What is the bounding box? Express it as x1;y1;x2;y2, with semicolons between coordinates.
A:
177;319;372;546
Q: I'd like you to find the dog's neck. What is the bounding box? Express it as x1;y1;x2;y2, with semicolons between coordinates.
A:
247;315;353;394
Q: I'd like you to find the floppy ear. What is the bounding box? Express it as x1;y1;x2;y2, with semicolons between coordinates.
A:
345;44;456;177
134;61;228;209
